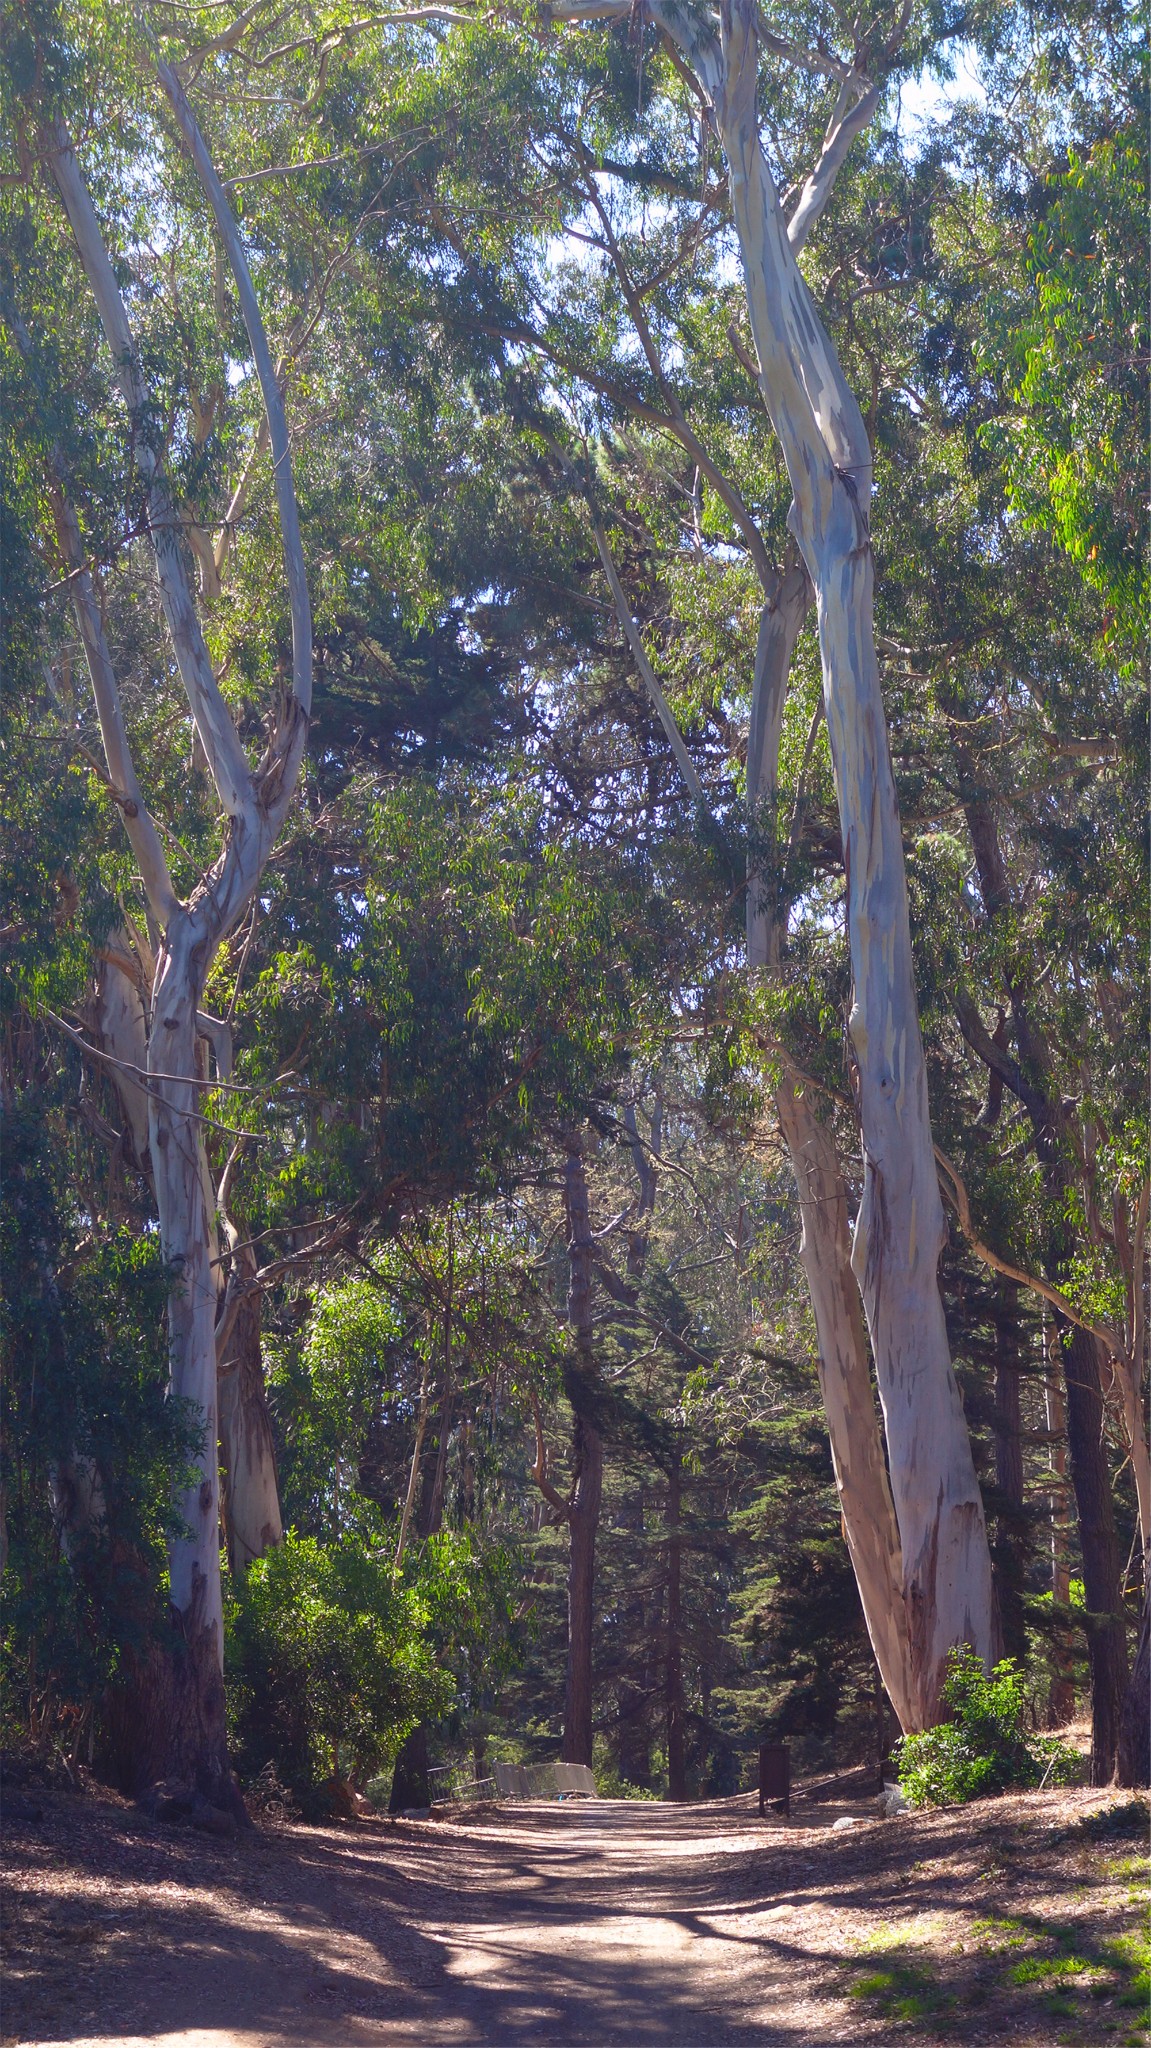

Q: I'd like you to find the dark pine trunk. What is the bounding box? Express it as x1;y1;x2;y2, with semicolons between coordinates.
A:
1061;1322;1130;1783
616;1489;652;1787
665;1458;687;1801
562;1413;603;1767
990;1281;1028;1665
1117;1584;1150;1789
958;736;1129;1773
561;1136;603;1769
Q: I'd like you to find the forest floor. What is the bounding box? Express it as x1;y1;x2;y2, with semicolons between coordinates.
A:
1;1768;1147;2048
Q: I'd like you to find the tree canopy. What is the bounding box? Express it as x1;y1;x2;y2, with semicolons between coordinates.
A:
1;0;1146;1809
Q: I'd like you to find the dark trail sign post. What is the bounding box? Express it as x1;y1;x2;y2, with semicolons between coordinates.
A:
758;1743;790;1819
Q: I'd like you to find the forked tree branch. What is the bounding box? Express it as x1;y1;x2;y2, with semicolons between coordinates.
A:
528;1387;574;1522
786;79;881;251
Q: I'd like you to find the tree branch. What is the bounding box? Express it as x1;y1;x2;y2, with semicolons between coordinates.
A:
45;121;256;821
934;1144;1125;1360
591;519;708;809
786;79;881;252
154;54;311;724
528;1387;573;1521
953;989;1048;1127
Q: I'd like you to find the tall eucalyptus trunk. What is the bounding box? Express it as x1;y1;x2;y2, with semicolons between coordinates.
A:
556;0;995;1720
746;566;917;1727
24;71;312;1801
722;0;994;1723
93;938;283;1582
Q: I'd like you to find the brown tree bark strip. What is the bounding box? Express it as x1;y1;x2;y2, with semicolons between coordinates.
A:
665;1455;687;1800
991;1282;1027;1666
561;1136;604;1769
1044;1336;1077;1725
1117;1584;1149;1788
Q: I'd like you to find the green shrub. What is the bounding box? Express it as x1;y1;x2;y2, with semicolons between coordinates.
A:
894;1649;1080;1807
227;1524;521;1798
227;1531;451;1791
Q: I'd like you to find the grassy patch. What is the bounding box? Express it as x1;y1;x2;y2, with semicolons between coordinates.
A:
844;1925;956;2026
971;1912;1030;1953
1104;1926;1151;2011
847;1954;948;2024
1009;1952;1089;1985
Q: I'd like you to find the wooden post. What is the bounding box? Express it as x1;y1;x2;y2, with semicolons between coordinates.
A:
758;1742;790;1819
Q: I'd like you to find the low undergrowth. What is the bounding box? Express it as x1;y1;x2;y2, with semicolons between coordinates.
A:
843;1858;1150;2048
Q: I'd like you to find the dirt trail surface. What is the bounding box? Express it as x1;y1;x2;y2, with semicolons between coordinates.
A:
2;1781;1147;2047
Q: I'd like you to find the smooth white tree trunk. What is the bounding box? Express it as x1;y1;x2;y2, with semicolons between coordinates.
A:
28;83;312;1796
745;566;916;1726
556;0;996;1718
717;0;993;1719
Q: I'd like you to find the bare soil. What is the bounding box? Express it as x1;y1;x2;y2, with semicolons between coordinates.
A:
2;1773;1147;2047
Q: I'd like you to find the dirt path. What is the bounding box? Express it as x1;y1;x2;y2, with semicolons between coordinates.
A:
2;1782;1147;2046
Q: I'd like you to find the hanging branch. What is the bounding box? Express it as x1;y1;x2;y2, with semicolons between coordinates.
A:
590;519;709;809
934;1146;1125;1359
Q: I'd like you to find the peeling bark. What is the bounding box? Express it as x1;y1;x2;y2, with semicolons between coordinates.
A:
721;24;992;1715
775;1079;917;1724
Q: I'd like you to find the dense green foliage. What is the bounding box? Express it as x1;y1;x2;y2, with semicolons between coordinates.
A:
227;1526;515;1793
894;1650;1080;1807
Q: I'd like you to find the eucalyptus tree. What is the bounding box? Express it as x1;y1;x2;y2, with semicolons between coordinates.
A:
823;9;1148;1776
4;23;313;1800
